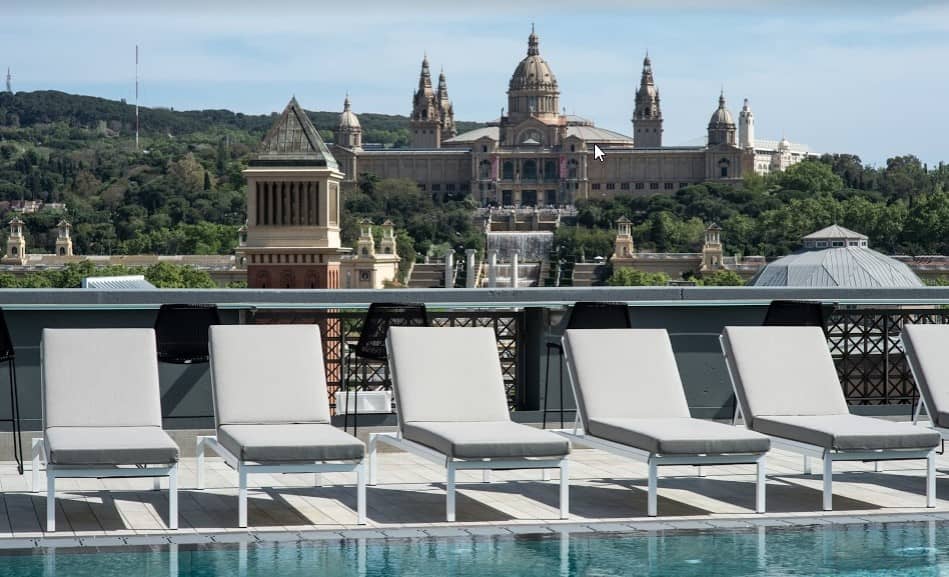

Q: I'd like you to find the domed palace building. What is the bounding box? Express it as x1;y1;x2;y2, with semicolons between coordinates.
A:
331;27;814;207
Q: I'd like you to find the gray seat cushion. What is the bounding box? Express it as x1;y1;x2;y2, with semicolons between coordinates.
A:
218;423;365;463
563;330;692;433
402;421;570;460
721;326;849;428
46;426;179;466
210;325;332;426
902;325;949;429
587;417;770;455
387;327;511;424
753;415;940;451
42;329;164;429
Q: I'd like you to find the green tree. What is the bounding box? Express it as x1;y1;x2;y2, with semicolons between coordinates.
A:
607;267;670;286
774;160;843;195
698;269;745;286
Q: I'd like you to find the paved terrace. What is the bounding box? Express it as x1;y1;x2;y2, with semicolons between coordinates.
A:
2;442;949;547
0;286;947;548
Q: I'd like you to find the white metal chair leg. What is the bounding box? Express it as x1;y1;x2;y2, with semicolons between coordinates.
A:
195;437;205;490
482;460;491;483
913;399;924;424
559;459;570;519
238;465;248;528
46;470;55;532
168;465;179;530
697;465;705;477
874;461;882;473
446;462;456;522
647;458;658;517
368;435;378;486
31;438;43;493
542;468;551;481
755;456;766;514
927;451;937;508
356;460;367;525
153;477;161;490
822;454;833;511
315;473;323;487
803;455;811;475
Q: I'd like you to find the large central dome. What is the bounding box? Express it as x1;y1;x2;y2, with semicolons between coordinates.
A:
507;26;560;121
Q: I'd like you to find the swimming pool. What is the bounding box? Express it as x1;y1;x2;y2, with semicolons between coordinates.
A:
2;521;947;577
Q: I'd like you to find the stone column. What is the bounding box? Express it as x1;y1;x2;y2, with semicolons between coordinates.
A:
465;249;477;288
512;252;520;288
444;251;454;288
488;249;498;288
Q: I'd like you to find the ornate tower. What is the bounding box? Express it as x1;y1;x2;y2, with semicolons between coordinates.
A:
242;97;347;289
356;218;375;259
4;68;10;94
436;69;457;140
379;219;398;256
701;223;724;271
632;54;662;148
506;25;560;123
707;91;736;147
738;98;755;149
55;219;73;256
410;55;442;148
3;217;26;264
335;95;362;150
612;216;635;260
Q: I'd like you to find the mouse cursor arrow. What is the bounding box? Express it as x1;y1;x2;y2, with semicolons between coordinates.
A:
593;144;605;162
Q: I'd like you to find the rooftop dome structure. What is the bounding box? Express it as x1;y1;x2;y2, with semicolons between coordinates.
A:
507;25;560;120
708;92;734;126
338;95;360;129
750;225;923;288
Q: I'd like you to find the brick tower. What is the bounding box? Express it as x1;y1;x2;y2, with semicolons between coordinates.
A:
243;97;349;288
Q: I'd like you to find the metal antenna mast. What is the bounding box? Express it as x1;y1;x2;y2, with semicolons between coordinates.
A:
4;67;10;94
135;45;140;151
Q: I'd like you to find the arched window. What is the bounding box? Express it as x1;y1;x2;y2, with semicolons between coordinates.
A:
479;160;491;179
718;158;730;178
544;160;557;180
567;159;578;179
502;161;514;180
523;160;537;180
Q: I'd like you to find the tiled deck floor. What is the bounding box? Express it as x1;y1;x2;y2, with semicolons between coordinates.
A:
5;446;949;546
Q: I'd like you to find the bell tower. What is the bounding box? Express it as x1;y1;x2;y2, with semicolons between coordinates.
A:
410;55;442;148
242;97;348;289
701;223;724;271
55;219;73;257
612;216;635;260
632;54;662;148
3;217;26;265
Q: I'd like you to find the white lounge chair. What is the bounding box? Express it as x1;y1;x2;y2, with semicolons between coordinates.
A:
721;326;939;511
369;326;570;522
197;324;366;528
32;329;180;532
902;324;949;441
561;329;770;516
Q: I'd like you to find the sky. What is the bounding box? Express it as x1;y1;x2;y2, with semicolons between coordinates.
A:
3;0;949;166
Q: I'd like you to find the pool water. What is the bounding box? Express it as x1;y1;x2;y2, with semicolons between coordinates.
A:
3;521;949;577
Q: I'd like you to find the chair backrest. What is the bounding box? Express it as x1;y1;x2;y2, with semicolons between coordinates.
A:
566;302;631;330
154;304;221;364
0;308;15;362
902;324;949;422
564;329;690;429
209;324;330;426
354;303;428;361
762;300;828;333
42;329;163;429
386;327;510;424
721;326;848;427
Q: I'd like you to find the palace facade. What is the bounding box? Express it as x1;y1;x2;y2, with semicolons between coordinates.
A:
331;28;814;207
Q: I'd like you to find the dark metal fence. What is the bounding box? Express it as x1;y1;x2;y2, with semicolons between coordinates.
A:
251;309;524;411
828;307;949;406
